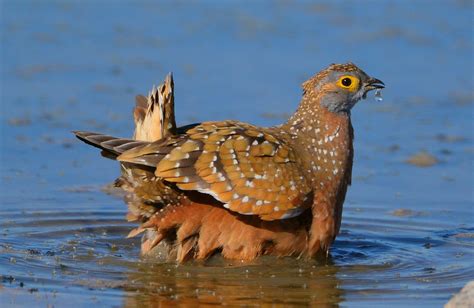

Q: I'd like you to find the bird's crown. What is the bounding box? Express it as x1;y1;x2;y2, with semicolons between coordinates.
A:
302;62;361;94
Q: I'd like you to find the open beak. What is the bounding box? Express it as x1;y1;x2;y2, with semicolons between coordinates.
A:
363;77;385;98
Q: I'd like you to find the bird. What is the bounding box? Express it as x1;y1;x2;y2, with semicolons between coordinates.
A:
74;63;384;262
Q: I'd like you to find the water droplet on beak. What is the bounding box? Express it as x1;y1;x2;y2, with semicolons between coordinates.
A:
374;89;383;102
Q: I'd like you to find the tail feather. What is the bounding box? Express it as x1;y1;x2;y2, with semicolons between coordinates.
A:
133;95;147;127
134;73;177;142
74;131;148;159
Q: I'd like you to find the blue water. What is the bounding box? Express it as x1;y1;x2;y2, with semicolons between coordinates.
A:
1;1;473;307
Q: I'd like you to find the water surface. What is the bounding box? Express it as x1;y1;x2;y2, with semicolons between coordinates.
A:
1;1;473;307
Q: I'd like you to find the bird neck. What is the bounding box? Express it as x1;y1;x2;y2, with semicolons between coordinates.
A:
283;95;351;140
282;95;354;191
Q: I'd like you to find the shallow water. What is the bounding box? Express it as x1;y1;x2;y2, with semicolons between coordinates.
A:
1;1;473;307
1;201;473;306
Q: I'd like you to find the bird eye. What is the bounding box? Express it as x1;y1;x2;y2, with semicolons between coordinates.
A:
337;75;359;92
341;78;352;87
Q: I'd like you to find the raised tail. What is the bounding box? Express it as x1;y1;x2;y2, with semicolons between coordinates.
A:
75;73;176;159
73;131;149;160
134;73;177;142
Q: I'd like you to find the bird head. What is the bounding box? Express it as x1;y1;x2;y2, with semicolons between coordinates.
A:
302;63;384;113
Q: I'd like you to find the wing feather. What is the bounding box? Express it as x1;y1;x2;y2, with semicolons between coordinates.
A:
116;121;312;221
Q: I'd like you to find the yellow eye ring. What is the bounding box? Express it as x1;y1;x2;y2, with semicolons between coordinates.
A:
337;75;360;92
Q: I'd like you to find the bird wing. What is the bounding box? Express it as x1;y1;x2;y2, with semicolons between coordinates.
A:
117;121;312;221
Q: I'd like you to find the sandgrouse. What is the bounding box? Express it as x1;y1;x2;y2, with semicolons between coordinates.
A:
74;63;384;262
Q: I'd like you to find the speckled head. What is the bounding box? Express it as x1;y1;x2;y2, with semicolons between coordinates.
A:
302;63;384;113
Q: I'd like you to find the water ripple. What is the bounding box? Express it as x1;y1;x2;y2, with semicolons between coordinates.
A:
1;205;472;306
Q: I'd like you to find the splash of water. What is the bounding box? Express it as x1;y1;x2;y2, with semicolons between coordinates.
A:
374;89;383;102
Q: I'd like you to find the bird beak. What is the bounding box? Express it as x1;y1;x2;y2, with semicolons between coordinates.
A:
363;77;385;98
366;77;385;90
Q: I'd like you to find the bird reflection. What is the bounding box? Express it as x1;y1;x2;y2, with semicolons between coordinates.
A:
121;255;343;307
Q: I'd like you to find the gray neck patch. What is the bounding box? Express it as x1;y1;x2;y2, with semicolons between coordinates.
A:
320;94;356;114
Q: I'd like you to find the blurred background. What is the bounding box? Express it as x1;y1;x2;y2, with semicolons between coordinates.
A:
1;1;473;307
